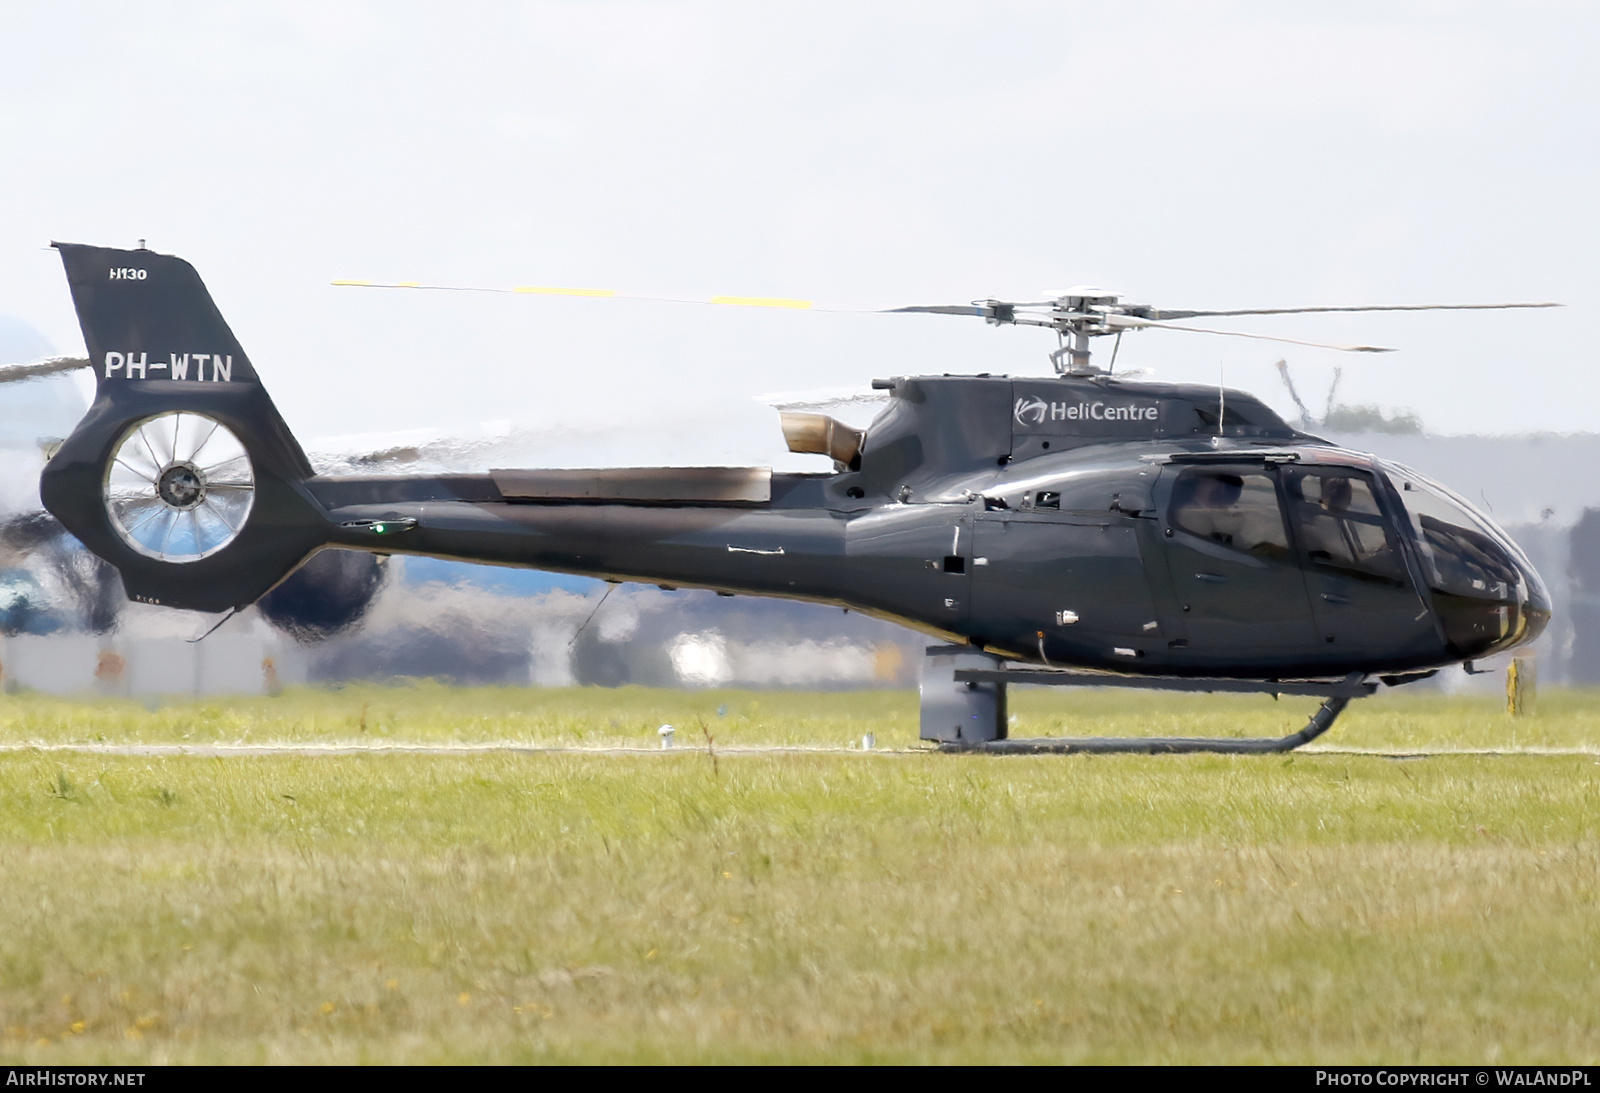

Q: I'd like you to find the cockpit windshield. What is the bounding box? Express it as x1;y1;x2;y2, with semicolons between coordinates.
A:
1380;463;1526;603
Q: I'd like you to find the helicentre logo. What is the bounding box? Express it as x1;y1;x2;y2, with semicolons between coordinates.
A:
1014;396;1049;425
1014;396;1158;427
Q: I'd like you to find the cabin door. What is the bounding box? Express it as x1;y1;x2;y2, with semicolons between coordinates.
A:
1157;464;1319;661
1280;466;1438;657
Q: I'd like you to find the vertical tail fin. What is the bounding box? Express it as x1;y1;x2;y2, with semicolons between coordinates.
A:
53;241;311;476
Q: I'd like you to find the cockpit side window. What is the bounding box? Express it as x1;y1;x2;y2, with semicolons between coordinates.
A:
1168;469;1290;559
1284;469;1406;584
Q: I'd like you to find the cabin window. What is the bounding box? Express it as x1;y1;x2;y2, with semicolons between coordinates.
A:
1284;470;1406;584
1168;470;1290;559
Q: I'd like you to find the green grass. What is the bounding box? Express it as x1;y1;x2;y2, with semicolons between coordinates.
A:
2;680;1598;752
0;685;1597;1063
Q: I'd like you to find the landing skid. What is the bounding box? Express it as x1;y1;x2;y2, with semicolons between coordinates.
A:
919;645;1375;755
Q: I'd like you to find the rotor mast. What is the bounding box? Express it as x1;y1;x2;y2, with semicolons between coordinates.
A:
1042;288;1119;375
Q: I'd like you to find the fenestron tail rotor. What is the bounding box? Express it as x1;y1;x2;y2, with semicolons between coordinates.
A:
104;411;255;563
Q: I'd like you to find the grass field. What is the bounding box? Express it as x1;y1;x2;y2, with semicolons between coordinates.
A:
4;678;1600;751
0;684;1596;1064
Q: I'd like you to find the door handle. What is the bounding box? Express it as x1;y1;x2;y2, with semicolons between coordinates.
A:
1194;573;1226;583
1321;592;1352;604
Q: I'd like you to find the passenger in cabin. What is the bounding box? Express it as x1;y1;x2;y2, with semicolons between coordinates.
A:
1170;471;1292;559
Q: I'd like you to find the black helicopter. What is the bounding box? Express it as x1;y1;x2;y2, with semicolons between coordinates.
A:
34;243;1555;752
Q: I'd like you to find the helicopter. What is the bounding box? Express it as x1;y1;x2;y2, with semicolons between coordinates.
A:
32;243;1556;752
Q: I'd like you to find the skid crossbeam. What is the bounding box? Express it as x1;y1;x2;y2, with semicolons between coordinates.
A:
919;645;1374;754
944;694;1354;754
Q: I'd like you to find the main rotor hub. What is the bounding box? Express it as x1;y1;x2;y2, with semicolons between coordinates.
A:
965;288;1144;375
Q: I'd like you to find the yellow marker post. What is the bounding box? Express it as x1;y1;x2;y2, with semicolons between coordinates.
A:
1506;656;1536;717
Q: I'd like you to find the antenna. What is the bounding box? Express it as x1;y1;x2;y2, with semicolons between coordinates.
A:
1218;361;1226;431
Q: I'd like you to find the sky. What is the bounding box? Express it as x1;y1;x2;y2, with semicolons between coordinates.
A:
1;1;1595;467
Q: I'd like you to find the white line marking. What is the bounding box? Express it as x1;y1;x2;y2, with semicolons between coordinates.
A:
0;742;917;757
0;743;1593;759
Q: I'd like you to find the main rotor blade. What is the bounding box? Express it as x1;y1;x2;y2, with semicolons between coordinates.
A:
885;300;1057;317
339;283;1068;319
0;356;89;385
331;280;1559;354
1148;302;1561;320
884;304;993;317
753;385;890;411
1105;315;1393;353
333;281;815;310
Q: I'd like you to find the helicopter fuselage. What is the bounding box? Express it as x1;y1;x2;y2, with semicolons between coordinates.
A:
307;373;1549;680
